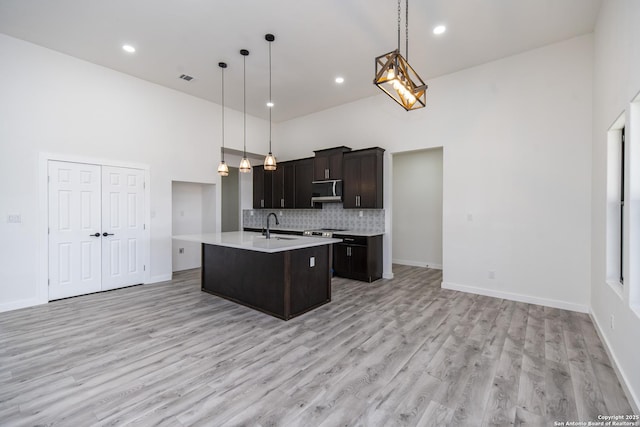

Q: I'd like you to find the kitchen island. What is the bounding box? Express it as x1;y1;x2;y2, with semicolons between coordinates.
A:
173;231;341;320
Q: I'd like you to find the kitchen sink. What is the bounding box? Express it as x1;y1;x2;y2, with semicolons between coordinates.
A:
274;236;296;240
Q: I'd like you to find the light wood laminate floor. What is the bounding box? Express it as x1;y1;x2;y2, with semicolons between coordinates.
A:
0;265;634;426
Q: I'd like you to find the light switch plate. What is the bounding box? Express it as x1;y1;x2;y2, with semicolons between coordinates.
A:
309;257;315;267
7;213;21;223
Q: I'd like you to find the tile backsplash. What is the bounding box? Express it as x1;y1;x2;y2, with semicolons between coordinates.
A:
242;203;385;233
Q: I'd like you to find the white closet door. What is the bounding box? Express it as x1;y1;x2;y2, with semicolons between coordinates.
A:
101;166;145;291
48;161;102;300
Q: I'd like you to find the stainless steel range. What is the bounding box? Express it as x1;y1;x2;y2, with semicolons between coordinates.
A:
303;228;348;238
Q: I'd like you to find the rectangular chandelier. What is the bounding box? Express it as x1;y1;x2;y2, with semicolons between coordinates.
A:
374;49;427;111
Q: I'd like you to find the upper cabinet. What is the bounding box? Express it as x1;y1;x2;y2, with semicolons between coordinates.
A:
313;146;351;181
272;161;296;209
252;165;274;209
343;147;385;209
294;158;314;208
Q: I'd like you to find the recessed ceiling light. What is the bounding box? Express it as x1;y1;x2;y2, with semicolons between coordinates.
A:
433;25;446;35
122;44;136;53
266;101;274;107
335;77;344;84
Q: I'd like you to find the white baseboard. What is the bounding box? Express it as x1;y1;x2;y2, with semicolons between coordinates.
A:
590;311;640;414
393;259;443;270
147;274;173;284
383;271;394;279
0;297;47;313
441;281;589;313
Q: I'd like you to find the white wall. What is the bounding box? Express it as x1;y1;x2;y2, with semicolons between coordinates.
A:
591;0;640;412
0;34;268;311
392;148;443;269
172;181;215;272
276;34;593;312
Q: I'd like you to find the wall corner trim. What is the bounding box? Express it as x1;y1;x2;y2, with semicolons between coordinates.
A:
441;281;589;313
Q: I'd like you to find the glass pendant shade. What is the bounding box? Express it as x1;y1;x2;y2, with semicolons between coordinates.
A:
264;152;277;171
217;160;229;176
374;50;427;111
239;156;251;173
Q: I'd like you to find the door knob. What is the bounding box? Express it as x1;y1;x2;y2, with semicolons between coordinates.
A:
103;232;114;237
90;233;100;237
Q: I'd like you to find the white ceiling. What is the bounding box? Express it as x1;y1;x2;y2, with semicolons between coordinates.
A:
0;0;601;122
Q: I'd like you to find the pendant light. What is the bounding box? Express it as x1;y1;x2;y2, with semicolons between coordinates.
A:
217;62;229;176
373;0;427;111
238;49;252;173
263;33;277;171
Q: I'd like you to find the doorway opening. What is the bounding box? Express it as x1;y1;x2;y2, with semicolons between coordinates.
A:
171;181;216;272
392;147;443;270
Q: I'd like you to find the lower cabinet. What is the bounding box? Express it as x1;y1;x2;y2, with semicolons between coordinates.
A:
333;234;382;282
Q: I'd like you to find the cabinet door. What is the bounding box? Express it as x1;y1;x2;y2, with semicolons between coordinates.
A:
282;162;295;208
313;155;329;181
294;158;314;208
263;169;274;208
328;151;344;179
272;166;284;208
253;165;265;208
342;155;361;208
358;154;378;208
349;245;369;280
333;243;350;277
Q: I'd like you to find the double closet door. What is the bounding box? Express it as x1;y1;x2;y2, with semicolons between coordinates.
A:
48;161;146;300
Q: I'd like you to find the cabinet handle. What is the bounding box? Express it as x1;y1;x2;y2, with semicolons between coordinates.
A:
90;233;100;237
103;232;114;237
325;168;329;179
281;198;284;208
261;199;264;208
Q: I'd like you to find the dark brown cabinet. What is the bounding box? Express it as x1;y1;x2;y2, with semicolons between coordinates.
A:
294;158;314;208
252;165;274;209
272;161;295;209
313;146;351;180
333;234;382;282
343;147;384;209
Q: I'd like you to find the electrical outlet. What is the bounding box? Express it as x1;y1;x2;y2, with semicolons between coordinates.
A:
467;213;473;222
279;211;283;216
179;248;184;254
610;314;615;330
488;270;495;279
250;210;254;216
309;257;315;267
359;210;363;217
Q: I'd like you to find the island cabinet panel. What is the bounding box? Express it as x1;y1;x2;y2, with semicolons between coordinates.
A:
201;243;331;320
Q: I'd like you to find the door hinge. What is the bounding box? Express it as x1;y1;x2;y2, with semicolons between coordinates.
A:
143;181;146;189
47;176;50;183
48;228;50;234
143;224;146;230
48;279;50;285
143;265;146;271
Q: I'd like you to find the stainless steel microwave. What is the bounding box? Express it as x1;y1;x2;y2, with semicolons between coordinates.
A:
311;179;343;203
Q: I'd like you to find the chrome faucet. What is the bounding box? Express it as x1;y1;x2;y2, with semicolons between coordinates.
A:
265;212;280;239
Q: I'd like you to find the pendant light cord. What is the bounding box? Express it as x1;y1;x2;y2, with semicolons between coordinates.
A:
268;40;272;152
397;0;401;53
243;54;246;157
405;0;409;61
221;65;225;162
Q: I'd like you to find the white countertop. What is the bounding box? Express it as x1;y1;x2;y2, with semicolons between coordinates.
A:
242;227;384;237
173;231;342;253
